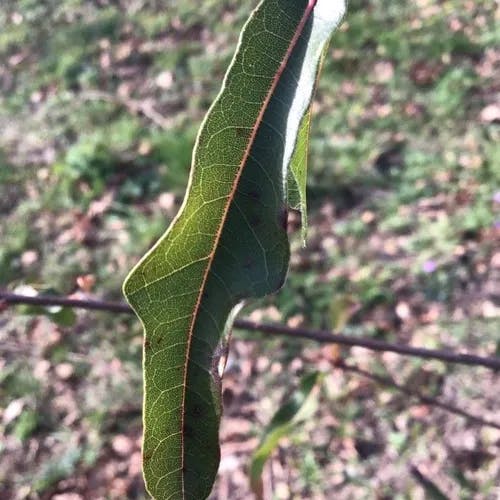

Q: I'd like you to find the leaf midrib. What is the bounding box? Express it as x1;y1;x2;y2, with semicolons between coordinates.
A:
178;1;318;495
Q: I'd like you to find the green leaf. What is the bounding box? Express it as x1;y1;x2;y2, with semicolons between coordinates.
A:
123;1;346;498
287;107;312;241
13;409;39;442
249;372;323;498
287;43;330;242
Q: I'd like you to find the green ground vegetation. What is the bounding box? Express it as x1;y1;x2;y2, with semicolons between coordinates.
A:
0;1;498;498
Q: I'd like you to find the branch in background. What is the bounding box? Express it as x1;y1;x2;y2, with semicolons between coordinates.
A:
79;90;171;129
336;361;500;431
1;291;499;370
1;291;499;431
0;291;132;314
235;319;500;370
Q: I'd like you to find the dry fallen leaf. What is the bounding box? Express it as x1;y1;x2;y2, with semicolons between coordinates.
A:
55;362;75;380
2;398;25;425
480;104;500;123
76;274;96;293
155;71;174;89
112;434;134;457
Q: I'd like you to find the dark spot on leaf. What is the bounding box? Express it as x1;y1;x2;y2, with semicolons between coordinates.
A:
249;214;262;227
144;339;151;349
247;189;261;200
191;404;203;418
156;336;164;345
235;126;250;138
143;451;153;462
243;258;255;270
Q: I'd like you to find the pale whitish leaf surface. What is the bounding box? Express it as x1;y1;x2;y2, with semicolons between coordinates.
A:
123;1;346;498
288;43;330;241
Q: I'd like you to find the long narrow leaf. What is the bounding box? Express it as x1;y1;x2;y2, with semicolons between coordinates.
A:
123;1;346;498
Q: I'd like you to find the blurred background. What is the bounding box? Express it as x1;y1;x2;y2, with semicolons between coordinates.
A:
0;0;499;498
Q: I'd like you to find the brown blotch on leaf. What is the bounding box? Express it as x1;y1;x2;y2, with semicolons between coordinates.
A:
247;189;261;200
191;404;203;418
235;126;250;139
243;257;255;270
249;214;262;227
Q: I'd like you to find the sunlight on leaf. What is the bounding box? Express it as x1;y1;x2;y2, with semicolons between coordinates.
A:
123;1;346;498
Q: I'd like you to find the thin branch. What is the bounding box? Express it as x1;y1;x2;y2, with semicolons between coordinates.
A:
79;90;171;129
336;361;500;431
235;319;500;370
1;291;499;370
0;292;132;314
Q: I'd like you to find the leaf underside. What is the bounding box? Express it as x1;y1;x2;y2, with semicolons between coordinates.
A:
288;42;330;242
123;1;346;498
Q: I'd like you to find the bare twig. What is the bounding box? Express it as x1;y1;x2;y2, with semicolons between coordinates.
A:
2;291;499;429
0;292;131;314
79;90;171;129
1;291;499;370
336;361;500;431
234;319;500;370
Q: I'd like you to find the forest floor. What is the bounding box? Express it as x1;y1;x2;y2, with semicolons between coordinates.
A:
0;0;499;498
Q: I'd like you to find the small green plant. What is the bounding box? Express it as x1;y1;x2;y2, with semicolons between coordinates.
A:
249;372;323;498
